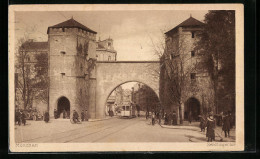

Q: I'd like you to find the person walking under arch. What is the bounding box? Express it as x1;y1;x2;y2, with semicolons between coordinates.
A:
188;111;192;124
54;109;58;119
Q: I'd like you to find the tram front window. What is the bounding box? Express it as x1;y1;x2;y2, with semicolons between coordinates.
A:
122;106;125;110
126;106;130;111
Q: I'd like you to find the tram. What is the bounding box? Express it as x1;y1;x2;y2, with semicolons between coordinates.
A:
120;103;137;118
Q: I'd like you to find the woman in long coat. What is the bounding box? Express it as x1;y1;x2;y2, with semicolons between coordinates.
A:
206;114;215;142
222;112;231;137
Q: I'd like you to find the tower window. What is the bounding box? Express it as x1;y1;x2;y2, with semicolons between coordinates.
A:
190;73;196;80
80;63;83;71
191;51;195;57
60;51;66;54
170;52;175;59
27;56;30;62
191;32;195;38
61;73;65;77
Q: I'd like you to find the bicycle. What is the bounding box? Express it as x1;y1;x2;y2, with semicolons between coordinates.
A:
70;118;81;124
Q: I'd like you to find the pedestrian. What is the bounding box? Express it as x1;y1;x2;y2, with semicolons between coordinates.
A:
15;109;20;125
222;112;231;137
20;110;26;126
152;112;155;125
206;113;215;142
81;110;85;122
158;111;162;125
67;110;70;119
164;113;168;125
54;109;58;119
199;115;206;132
168;112;173;125
62;109;66;119
172;111;177;125
85;110;88;121
44;111;50;123
146;111;149;119
73;110;79;123
228;111;234;129
188;111;192;124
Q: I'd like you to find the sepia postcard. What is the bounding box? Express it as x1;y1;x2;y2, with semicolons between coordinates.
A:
9;4;244;152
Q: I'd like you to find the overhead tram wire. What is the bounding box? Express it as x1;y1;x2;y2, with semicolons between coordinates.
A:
57;11;68;20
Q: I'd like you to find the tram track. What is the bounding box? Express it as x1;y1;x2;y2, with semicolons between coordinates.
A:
24;117;138;143
22;117;118;142
64;118;139;143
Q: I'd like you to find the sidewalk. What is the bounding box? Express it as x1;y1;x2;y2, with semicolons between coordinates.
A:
160;121;236;142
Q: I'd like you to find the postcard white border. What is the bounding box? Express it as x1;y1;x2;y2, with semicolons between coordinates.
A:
8;4;244;152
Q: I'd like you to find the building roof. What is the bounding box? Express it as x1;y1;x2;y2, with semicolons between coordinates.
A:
47;18;97;34
20;41;48;51
165;16;204;35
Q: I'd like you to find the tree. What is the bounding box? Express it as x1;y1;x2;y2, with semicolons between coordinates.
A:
15;38;34;110
33;52;49;105
15;38;49;110
196;10;235;113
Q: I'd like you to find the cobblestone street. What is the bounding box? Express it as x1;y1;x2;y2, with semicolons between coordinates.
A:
15;117;235;143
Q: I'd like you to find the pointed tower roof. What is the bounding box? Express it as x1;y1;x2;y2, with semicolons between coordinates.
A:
47;18;97;34
165;16;204;35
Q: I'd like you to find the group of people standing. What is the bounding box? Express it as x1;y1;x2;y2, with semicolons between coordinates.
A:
146;110;178;126
54;109;88;124
15;109;26;126
164;112;178;125
54;109;70;119
15;109;50;125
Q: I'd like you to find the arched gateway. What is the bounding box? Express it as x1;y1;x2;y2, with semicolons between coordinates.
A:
47;18;160;119
91;61;160;119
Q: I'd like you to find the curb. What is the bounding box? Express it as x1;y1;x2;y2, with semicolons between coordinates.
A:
88;116;117;122
160;124;200;131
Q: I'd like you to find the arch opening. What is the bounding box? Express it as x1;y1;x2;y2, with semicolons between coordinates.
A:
104;81;160;117
184;97;200;121
57;96;70;119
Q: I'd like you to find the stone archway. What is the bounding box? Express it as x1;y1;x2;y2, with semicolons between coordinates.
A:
57;96;70;119
184;97;200;121
104;81;160;116
92;61;160;119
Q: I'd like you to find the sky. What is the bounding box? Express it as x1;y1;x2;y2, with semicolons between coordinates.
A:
15;10;208;61
14;10;208;91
